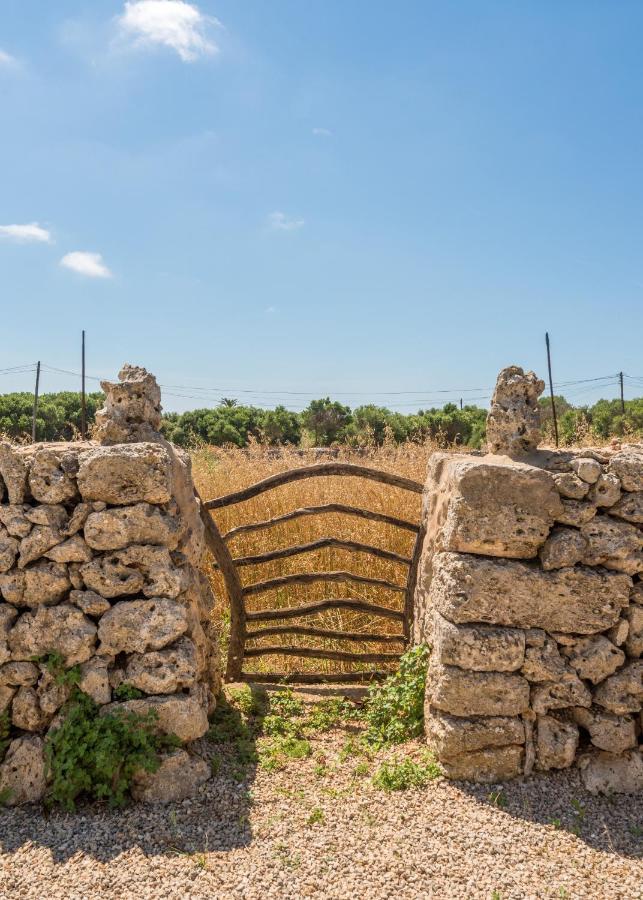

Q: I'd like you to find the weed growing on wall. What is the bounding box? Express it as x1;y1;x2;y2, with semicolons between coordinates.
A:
361;644;430;747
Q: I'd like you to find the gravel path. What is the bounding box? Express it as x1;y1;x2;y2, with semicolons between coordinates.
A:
0;690;641;900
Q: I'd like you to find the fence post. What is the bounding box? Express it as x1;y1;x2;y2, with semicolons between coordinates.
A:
31;361;41;443
81;330;87;439
545;333;559;447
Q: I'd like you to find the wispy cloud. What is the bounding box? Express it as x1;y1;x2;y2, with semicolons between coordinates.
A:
60;251;112;278
312;127;332;137
117;0;221;62
265;306;276;314
0;223;52;243
0;49;17;68
268;211;305;232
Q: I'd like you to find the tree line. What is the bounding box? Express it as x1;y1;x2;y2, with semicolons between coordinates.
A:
0;390;641;448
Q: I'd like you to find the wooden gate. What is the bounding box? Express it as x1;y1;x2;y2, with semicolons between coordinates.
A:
199;463;425;683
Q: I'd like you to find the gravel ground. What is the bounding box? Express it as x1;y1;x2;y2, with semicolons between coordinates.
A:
0;689;641;900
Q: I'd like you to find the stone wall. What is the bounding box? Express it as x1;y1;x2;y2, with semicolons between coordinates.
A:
0;365;219;804
416;367;643;793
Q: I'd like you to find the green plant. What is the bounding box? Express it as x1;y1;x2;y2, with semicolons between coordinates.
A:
263;713;300;738
269;688;304;719
259;736;312;772
629;824;642;838
44;689;180;810
361;645;430;747
488;789;506;808
0;711;10;763
113;683;144;701
0;787;12;807
31;652;81;687
210;755;221;776
304;697;354;733
307;807;324;826
353;761;370;777
372;752;441;791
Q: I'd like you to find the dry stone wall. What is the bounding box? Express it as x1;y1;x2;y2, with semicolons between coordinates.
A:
416;367;643;792
0;365;219;805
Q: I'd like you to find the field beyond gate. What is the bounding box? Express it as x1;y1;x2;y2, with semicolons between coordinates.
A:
192;443;433;682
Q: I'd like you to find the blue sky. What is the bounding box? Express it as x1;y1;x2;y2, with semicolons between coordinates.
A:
1;1;642;412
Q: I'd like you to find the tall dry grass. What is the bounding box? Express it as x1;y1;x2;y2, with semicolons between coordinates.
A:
192;437;448;677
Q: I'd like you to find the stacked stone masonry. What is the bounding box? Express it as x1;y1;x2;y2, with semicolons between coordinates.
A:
0;365;219;805
416;367;643;793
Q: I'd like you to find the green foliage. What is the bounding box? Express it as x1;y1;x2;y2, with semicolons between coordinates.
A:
0;391;104;442
372;752;441;791
361;644;430;747
44;689;180;810
269;688;305;718
307;806;324;825
301;397;352;445
259;735;312;772
31;652;81;687
303;697;354;733
0;711;11;763
113;683;144;701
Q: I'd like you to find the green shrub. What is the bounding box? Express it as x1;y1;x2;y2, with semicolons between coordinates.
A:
44;689;180;810
269;688;304;718
372;753;441;791
113;683;144;701
361;644;430;747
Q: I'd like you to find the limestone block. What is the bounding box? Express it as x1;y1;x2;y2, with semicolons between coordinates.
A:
530;672;591;715
0;684;15;713
45;534;93;564
63;502;92;537
563;636;625;684
68;563;84;590
579;750;643;794
593;661;643;714
0;662;39;686
588;474;621;508
25;504;68;529
539;527;587;571
9;604;97;666
433;613;525;672
423;453;562;559
608;448;643;492
430;552;631;633
18;526;65;568
427;661;530;718
0;532;19;573
0;506;32;538
440;745;524;782
572;707;637;754
69;589;111;617
521;631;566;682
11;687;47;731
555;499;597;527
84;503;181;551
0;560;71;608
77;443;172;506
94;365;163;445
553;472;589;500
633;582;643;605
625;605;643;658
536;716;578;770
103;693;208;742
485;366;544;456
0;443;29;504
131;750;209;803
36;669;71;717
97;598;189;655
80;556;144;598
29;447;79;504
0;604;18;666
0;736;46;805
607;618;629;646
425;709;524;757
580;517;643;574
79;657;112;705
81;545;185;600
570;457;602;484
124;637;198;694
609;492;643;524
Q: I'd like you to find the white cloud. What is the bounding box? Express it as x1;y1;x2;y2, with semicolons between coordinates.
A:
265;306;276;314
0;223;52;243
269;211;305;232
0;49;17;68
312;127;332;137
117;0;220;62
60;251;112;278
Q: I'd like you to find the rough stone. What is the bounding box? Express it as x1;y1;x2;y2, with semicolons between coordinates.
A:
521;631;567;682
24;504;68;529
80;545;185;600
553;472;589;500
608;448;643;492
485;366;544;456
570;457;602;484
0;736;46;805
84;503;181;551
579;750;643;794
0;532;19;573
79;556;145;598
539;527;587;571
425;709;524;757
588;473;621;508
433;613;525;673
530;672;591;715
103;693;208;742
18;525;65;568
0;560;71;607
625;604;643;658
0;661;39;686
131;749;209;803
9;604;97;666
79;656;112;705
94;364;163;445
0;604;18;666
0;505;32;538
28;447;79;504
430;552;631;634
97;598;188;655
607;618;630;647
609;491;643;524
563;636;625;684
36;669;71;717
0;443;29;505
11;687;47;731
77;443;172;506
0;684;15;713
68;589;111;617
440;745;524;782
572;707;638;754
124;636;198;693
555;499;597;527
593;661;643;714
580;516;643;574
427;662;530;718
536;716;578;770
44;534;93;564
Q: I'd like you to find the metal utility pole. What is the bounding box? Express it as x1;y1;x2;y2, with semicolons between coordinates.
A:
545;333;559;448
81;330;87;439
32;361;41;443
619;371;625;415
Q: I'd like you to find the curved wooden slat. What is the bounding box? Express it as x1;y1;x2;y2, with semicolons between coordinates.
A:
240;671;389;684
244;646;400;662
403;521;426;643
245;625;406;643
223;504;419;540
204;463;423;509
246;597;405;622
243;571;405;596
233;537;412;568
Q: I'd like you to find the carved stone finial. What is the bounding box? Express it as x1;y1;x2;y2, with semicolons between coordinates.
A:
486;366;545;456
93;364;162;445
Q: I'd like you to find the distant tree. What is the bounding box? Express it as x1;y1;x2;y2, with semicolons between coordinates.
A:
260;406;301;445
0;391;104;442
301;398;352;445
219;398;238;408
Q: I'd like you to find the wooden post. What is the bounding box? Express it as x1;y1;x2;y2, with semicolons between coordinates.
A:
31;361;41;443
619;371;625;415
460;398;463;410
81;330;87;439
545;333;559;447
